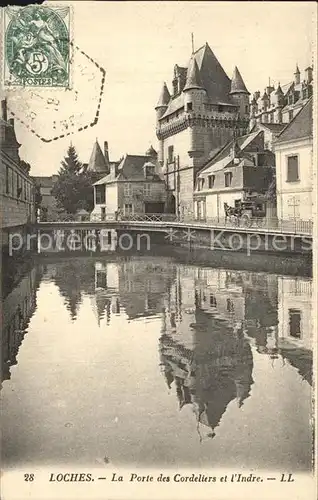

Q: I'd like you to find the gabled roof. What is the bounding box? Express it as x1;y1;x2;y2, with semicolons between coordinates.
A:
94;154;164;185
87;140;108;173
275;97;312;144
183;57;204;91
193;43;232;104
251;122;287;134
230;66;249;95
198;130;263;176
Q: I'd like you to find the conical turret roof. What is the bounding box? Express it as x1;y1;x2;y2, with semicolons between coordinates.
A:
155;82;170;109
275;83;284;95
295;64;300;74
230;66;250;95
87;140;108;173
183;57;204;91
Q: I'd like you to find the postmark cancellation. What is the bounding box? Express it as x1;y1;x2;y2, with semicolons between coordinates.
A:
3;4;71;88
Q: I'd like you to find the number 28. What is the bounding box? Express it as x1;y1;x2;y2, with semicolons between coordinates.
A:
24;473;35;481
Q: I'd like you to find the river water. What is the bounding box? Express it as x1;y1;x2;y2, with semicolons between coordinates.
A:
1;253;313;471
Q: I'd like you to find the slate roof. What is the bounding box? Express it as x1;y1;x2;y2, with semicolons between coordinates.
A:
251;123;287;134
230;66;249;94
275;97;312;143
156;82;170;109
193;43;232;104
161;42;233;118
184;57;204;91
32;175;58;188
87;140;108;173
198;130;262;176
94;154;164;185
281;82;293;95
0;118;21;150
160;94;184;119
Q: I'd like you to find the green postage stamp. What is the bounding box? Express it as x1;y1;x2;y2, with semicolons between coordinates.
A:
3;5;71;88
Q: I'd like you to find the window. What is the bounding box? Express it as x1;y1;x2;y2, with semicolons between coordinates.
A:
208;175;215;188
6;166;9;194
95;185;105;204
144;165;155;177
210;294;217;307
143;183;151;196
96;271;107;289
288;110;293;121
289;309;301;338
12;171;15;196
186;102;193;112
168;145;174;163
287;155;299;182
224;172;233;187
270;113;274;123
245;105;249;114
288;94;293;105
218;105;224;112
124;183;132;196
124;203;133;215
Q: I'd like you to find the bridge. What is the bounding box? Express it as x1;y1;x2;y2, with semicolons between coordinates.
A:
35;214;312;255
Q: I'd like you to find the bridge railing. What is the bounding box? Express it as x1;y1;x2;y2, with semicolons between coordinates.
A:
179;216;313;235
42;213;313;236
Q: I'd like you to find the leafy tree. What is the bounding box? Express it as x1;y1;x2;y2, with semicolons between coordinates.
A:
20;160;31;174
52;144;94;215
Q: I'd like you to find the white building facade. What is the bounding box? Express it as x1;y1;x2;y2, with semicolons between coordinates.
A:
274;98;313;222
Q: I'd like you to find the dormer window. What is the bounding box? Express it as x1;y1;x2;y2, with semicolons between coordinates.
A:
186;102;193;112
143;163;155;178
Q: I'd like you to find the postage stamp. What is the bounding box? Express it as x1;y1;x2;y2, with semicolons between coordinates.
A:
6;43;106;142
3;4;71;88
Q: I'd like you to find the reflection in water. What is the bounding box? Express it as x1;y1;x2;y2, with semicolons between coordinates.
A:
1;256;313;469
1;266;42;385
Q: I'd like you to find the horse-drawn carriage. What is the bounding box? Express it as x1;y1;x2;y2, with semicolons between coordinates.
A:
224;196;267;227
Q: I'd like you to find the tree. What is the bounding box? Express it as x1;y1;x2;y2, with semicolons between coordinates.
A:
20;160;31;174
52;145;94;215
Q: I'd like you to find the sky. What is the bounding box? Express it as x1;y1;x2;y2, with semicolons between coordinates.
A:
5;1;316;175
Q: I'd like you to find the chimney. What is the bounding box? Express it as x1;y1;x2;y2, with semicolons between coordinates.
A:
1;99;8;121
104;141;109;164
110;162;118;177
9;117;14;128
254;91;260;100
305;67;313;83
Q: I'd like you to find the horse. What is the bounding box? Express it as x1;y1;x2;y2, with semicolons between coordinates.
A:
224;202;243;225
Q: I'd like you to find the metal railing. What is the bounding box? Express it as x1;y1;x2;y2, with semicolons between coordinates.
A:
42;213;313;236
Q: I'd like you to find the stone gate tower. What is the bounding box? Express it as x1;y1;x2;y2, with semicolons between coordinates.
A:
155;42;250;218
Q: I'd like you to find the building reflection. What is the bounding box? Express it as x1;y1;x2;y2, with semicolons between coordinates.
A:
277;277;313;384
159;265;313;437
47;257;176;324
159;266;254;438
1;265;42;385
